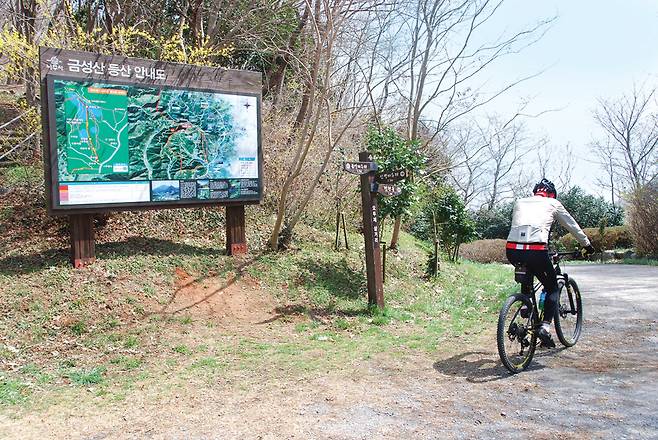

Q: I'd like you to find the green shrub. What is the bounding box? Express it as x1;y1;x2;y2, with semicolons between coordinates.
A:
556;186;624;237
472;203;514;239
558;226;632;251
459;239;507;264
367;126;425;221
410;184;476;262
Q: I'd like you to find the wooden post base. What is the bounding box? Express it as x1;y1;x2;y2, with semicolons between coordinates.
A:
226;205;247;255
70;214;95;268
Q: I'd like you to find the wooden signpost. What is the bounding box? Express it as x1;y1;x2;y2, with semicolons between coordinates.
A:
344;152;408;308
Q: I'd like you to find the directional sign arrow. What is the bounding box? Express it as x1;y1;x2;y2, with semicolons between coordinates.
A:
343;161;378;175
375;169;409;184
371;182;403;197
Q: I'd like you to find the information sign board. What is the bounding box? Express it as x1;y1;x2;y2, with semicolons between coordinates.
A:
40;47;263;213
371;182;403;197
375;169;408;184
343;161;377;175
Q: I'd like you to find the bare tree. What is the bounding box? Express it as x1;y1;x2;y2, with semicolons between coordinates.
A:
448;112;541;210
532;141;574;192
592;85;658;193
268;0;386;249
395;0;552;144
479;115;531;210
591;139;618;206
378;0;553;247
448;125;489;206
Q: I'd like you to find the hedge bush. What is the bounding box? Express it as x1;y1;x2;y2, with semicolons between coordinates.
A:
626;184;658;258
558;225;632;251
459;239;507;264
472;186;623;241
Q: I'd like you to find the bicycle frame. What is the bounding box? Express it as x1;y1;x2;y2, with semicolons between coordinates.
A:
499;250;582;372
517;251;579;328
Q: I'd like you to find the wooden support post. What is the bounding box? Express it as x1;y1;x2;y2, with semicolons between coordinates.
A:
70;214;95;268
341;212;349;250
334;206;341;250
359;151;385;308
226;205;247;255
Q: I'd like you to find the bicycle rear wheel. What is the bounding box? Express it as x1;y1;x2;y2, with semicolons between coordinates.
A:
554;278;583;347
497;294;537;373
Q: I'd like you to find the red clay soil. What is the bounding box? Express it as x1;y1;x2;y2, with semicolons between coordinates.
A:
158;268;279;325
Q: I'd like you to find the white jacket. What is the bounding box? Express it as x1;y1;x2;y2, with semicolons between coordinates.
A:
507;195;591;246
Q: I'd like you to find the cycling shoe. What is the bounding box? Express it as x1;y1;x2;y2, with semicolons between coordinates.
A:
538;326;556;348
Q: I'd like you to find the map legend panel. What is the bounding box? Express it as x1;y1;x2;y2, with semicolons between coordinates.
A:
59;181;150;205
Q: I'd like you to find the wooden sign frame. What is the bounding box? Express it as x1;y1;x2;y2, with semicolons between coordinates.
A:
39;47;263;265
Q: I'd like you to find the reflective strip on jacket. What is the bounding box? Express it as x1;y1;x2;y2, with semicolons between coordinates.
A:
506;195;591;247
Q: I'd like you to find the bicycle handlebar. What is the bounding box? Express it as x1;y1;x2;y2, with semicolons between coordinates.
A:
550;251;581;263
554;251;580;257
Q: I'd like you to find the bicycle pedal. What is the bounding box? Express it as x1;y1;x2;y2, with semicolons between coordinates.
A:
538;327;556;348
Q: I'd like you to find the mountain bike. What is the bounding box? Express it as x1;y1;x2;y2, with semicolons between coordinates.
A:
497;251;583;373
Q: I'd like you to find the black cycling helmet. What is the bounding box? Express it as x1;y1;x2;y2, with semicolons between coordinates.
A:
533;178;557;198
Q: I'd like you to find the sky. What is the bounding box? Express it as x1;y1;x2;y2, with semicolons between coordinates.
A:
474;0;658;196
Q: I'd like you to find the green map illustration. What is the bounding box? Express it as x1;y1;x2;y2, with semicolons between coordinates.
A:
62;85;129;175
54;80;256;182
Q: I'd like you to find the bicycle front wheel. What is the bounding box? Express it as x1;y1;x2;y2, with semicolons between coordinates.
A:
554;278;583;347
497;294;537;374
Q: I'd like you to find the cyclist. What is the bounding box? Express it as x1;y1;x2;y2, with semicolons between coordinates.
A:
506;179;595;348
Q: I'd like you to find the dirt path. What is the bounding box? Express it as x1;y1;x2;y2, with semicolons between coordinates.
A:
3;265;657;439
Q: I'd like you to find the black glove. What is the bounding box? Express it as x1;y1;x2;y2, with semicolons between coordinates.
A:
581;245;595;258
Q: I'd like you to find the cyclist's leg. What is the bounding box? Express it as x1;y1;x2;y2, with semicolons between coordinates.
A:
528;251;558;323
523;251;558;347
505;248;522;265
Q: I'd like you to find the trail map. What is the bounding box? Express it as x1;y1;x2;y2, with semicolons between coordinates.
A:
129;88;244;180
62;85;129;175
52;78;260;206
55;80;259;182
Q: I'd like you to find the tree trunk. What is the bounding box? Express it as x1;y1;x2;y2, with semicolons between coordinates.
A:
264;5;310;101
189;0;204;46
389;216;401;249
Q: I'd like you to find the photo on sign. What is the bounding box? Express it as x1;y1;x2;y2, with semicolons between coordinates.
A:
49;76;261;208
197;179;210;199
151;180;180;201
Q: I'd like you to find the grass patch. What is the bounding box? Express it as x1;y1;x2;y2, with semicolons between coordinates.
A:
0;375;30;405
172;344;192;355
69;320;86;336
0;227;518;409
123;335;139;349
65;366;106;386
110;356;143;371
190;357;224;371
1;165;43;187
